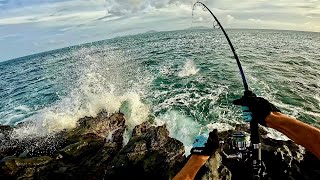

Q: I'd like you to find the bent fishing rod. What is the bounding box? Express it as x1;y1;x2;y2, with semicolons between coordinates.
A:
192;1;249;92
193;1;263;179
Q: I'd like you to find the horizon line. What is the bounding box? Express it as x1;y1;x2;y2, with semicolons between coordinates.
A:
1;27;319;63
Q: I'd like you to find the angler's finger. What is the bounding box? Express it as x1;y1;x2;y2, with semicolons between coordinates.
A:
241;106;250;112
233;98;244;105
243;111;252;116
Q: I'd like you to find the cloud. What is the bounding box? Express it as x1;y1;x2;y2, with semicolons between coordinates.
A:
248;18;262;23
1;0;318;28
105;0;183;15
226;14;234;23
306;13;320;18
47;39;66;45
1;0;320;61
0;11;106;25
0;33;20;41
0;1;193;61
0;0;69;9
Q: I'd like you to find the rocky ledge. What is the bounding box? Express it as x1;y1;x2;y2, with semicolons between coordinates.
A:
0;111;319;180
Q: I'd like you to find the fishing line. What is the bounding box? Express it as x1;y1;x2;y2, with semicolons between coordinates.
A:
192;1;250;92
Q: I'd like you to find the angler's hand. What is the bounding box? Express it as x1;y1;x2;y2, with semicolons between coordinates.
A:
233;95;281;126
190;129;219;156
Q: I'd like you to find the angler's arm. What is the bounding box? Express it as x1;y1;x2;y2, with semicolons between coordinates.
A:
266;112;320;159
173;155;209;180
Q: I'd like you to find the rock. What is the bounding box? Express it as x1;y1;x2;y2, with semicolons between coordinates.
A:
0;156;52;178
299;151;320;179
1;112;319;180
210;124;318;180
0;112;127;179
59;139;105;162
67;111;125;141
132;121;152;137
0;123;68;159
195;152;232;180
0;125;17;160
36;112;127;180
0;125;13;134
105;124;186;180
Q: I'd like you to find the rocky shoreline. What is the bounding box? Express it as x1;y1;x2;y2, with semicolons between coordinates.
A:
0;111;319;179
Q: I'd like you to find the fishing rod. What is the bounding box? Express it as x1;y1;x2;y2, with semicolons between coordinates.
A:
192;1;249;92
192;1;263;179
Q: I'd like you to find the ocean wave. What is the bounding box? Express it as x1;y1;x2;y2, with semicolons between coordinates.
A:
8;46;153;139
1;30;319;147
178;59;199;77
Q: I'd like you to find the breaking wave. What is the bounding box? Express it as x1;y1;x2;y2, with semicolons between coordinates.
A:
178;59;200;77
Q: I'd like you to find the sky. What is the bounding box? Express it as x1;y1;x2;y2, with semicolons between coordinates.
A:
0;0;320;61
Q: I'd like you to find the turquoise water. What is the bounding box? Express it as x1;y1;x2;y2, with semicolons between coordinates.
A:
0;29;319;145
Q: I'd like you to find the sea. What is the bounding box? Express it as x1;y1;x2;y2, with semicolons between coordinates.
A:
0;29;319;151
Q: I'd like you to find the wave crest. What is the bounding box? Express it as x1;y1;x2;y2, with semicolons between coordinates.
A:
178;59;199;77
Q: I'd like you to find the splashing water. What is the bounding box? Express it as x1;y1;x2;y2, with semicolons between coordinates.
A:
6;45;152;139
178;59;200;77
1;30;320;151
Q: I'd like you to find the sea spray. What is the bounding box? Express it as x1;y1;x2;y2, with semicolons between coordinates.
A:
155;110;201;155
9;46;153;139
178;59;199;77
155;111;235;156
206;123;234;132
1;30;319;154
10;88;149;139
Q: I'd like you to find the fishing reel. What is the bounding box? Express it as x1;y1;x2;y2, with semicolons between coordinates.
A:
193;1;265;178
220;131;251;160
219;130;266;179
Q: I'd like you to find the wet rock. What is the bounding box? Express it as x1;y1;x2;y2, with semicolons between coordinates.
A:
67;111;125;141
105;124;186;180
1;112;319;180
0;125;13;134
0;125;16;159
300;151;320;179
132;121;152;137
196;152;232;180
59;139;105;162
207;124;317;180
36;112;127;180
0;156;52;178
0;112;127;179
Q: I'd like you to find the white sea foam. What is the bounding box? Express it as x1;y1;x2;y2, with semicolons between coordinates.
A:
263;127;290;141
155;110;201;155
153;85;230;117
1;105;33;125
206;123;234;132
11;82;149;140
13;105;31;112
3;30;319;160
10;46;152;139
154;111;237;156
178;59;199;77
315;95;320;108
159;65;173;76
